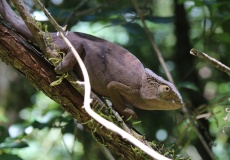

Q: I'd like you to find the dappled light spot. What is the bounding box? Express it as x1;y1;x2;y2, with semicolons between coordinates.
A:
156;129;168;141
199;66;212;79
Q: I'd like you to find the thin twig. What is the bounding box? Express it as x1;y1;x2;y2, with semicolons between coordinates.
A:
35;0;92;113
100;145;115;160
182;105;216;160
64;0;88;25
34;0;171;159
73;6;102;19
223;107;230;133
130;1;216;159
190;48;230;76
130;0;174;83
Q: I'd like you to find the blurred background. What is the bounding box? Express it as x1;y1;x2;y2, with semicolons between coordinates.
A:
0;0;230;159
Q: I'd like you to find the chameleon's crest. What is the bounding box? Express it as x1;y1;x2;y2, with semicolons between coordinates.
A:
140;68;183;110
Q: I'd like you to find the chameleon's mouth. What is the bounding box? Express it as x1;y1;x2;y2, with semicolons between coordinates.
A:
161;96;183;106
140;98;183;110
172;100;183;109
172;99;183;105
160;99;183;110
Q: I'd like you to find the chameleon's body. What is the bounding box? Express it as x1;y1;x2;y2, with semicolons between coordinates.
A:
0;0;183;119
55;33;183;118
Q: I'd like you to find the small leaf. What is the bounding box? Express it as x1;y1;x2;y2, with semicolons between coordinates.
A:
41;110;62;123
0;138;28;149
31;120;48;130
61;119;75;134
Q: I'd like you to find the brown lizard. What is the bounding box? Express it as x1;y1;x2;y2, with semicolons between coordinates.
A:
0;0;183;119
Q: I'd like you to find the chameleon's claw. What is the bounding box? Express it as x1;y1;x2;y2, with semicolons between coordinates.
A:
49;57;62;66
49;52;66;66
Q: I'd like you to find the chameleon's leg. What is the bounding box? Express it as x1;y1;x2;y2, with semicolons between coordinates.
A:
107;81;137;120
55;43;84;74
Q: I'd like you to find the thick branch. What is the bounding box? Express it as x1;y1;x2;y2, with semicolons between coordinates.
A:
0;1;185;159
0;20;84;121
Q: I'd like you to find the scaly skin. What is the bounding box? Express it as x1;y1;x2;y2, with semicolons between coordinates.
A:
54;32;183;119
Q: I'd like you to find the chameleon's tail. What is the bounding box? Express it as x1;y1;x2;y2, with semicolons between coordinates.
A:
0;0;35;42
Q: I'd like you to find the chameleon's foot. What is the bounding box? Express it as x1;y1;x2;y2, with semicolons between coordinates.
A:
49;57;62;66
122;108;138;120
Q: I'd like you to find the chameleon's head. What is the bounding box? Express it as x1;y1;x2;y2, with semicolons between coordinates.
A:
140;68;183;110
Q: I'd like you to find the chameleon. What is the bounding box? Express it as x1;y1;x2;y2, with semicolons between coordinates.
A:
0;0;183;119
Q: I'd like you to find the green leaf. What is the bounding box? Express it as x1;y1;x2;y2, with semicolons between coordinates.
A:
31;121;48;130
0;153;24;160
41;110;62;123
0;138;28;149
215;33;230;43
178;82;200;91
0;115;8;123
61;119;75;134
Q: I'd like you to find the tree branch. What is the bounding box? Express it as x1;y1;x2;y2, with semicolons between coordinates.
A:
0;0;187;159
190;48;230;76
34;0;171;159
0;19;147;160
129;1;216;159
130;0;174;83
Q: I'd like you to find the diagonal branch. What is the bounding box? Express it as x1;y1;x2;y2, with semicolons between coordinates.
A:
130;1;216;159
0;0;188;159
190;48;230;76
0;17;146;160
34;0;171;159
130;0;174;83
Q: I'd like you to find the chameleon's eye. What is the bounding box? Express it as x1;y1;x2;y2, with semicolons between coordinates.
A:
159;85;170;97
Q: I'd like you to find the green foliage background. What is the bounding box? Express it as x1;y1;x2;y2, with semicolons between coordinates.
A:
0;0;230;159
